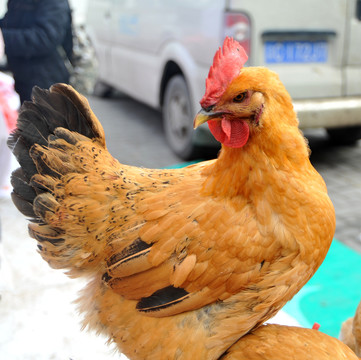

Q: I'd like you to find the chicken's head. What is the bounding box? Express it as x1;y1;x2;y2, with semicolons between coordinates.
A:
194;37;295;148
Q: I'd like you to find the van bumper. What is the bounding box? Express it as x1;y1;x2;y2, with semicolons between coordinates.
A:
294;97;361;129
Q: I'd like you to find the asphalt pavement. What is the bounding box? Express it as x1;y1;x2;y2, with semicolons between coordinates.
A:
88;93;181;168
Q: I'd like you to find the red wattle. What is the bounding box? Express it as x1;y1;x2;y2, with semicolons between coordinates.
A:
221;118;232;140
208;118;249;148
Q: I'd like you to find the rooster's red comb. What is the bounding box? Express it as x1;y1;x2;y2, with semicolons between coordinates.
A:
200;37;248;109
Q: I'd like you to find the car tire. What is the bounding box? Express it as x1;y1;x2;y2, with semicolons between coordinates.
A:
162;75;200;160
93;81;114;98
326;126;361;145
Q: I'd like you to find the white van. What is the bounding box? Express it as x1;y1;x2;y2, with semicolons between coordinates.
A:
86;0;361;159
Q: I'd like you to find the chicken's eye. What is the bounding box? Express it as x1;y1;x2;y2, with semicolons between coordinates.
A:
233;92;247;103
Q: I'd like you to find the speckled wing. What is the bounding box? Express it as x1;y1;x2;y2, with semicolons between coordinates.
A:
100;162;272;318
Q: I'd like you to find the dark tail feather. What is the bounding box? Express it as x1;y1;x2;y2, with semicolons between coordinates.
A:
29;86;100;140
7;83;106;220
10;168;37;202
11;192;37;220
8;85;103;160
9;135;38;181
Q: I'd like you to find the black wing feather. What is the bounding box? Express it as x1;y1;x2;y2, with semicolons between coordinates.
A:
136;286;190;312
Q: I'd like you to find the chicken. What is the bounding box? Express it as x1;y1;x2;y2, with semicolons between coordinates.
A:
221;324;359;359
340;299;361;356
8;37;335;359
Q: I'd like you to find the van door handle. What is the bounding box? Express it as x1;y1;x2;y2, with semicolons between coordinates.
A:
357;0;361;20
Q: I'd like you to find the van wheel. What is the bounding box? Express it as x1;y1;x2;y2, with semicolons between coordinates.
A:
163;75;199;160
93;81;114;98
326;126;361;145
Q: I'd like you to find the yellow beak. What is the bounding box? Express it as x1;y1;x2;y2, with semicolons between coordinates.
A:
193;108;226;129
193;109;211;129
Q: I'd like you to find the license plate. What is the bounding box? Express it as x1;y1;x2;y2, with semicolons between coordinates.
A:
265;41;328;64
